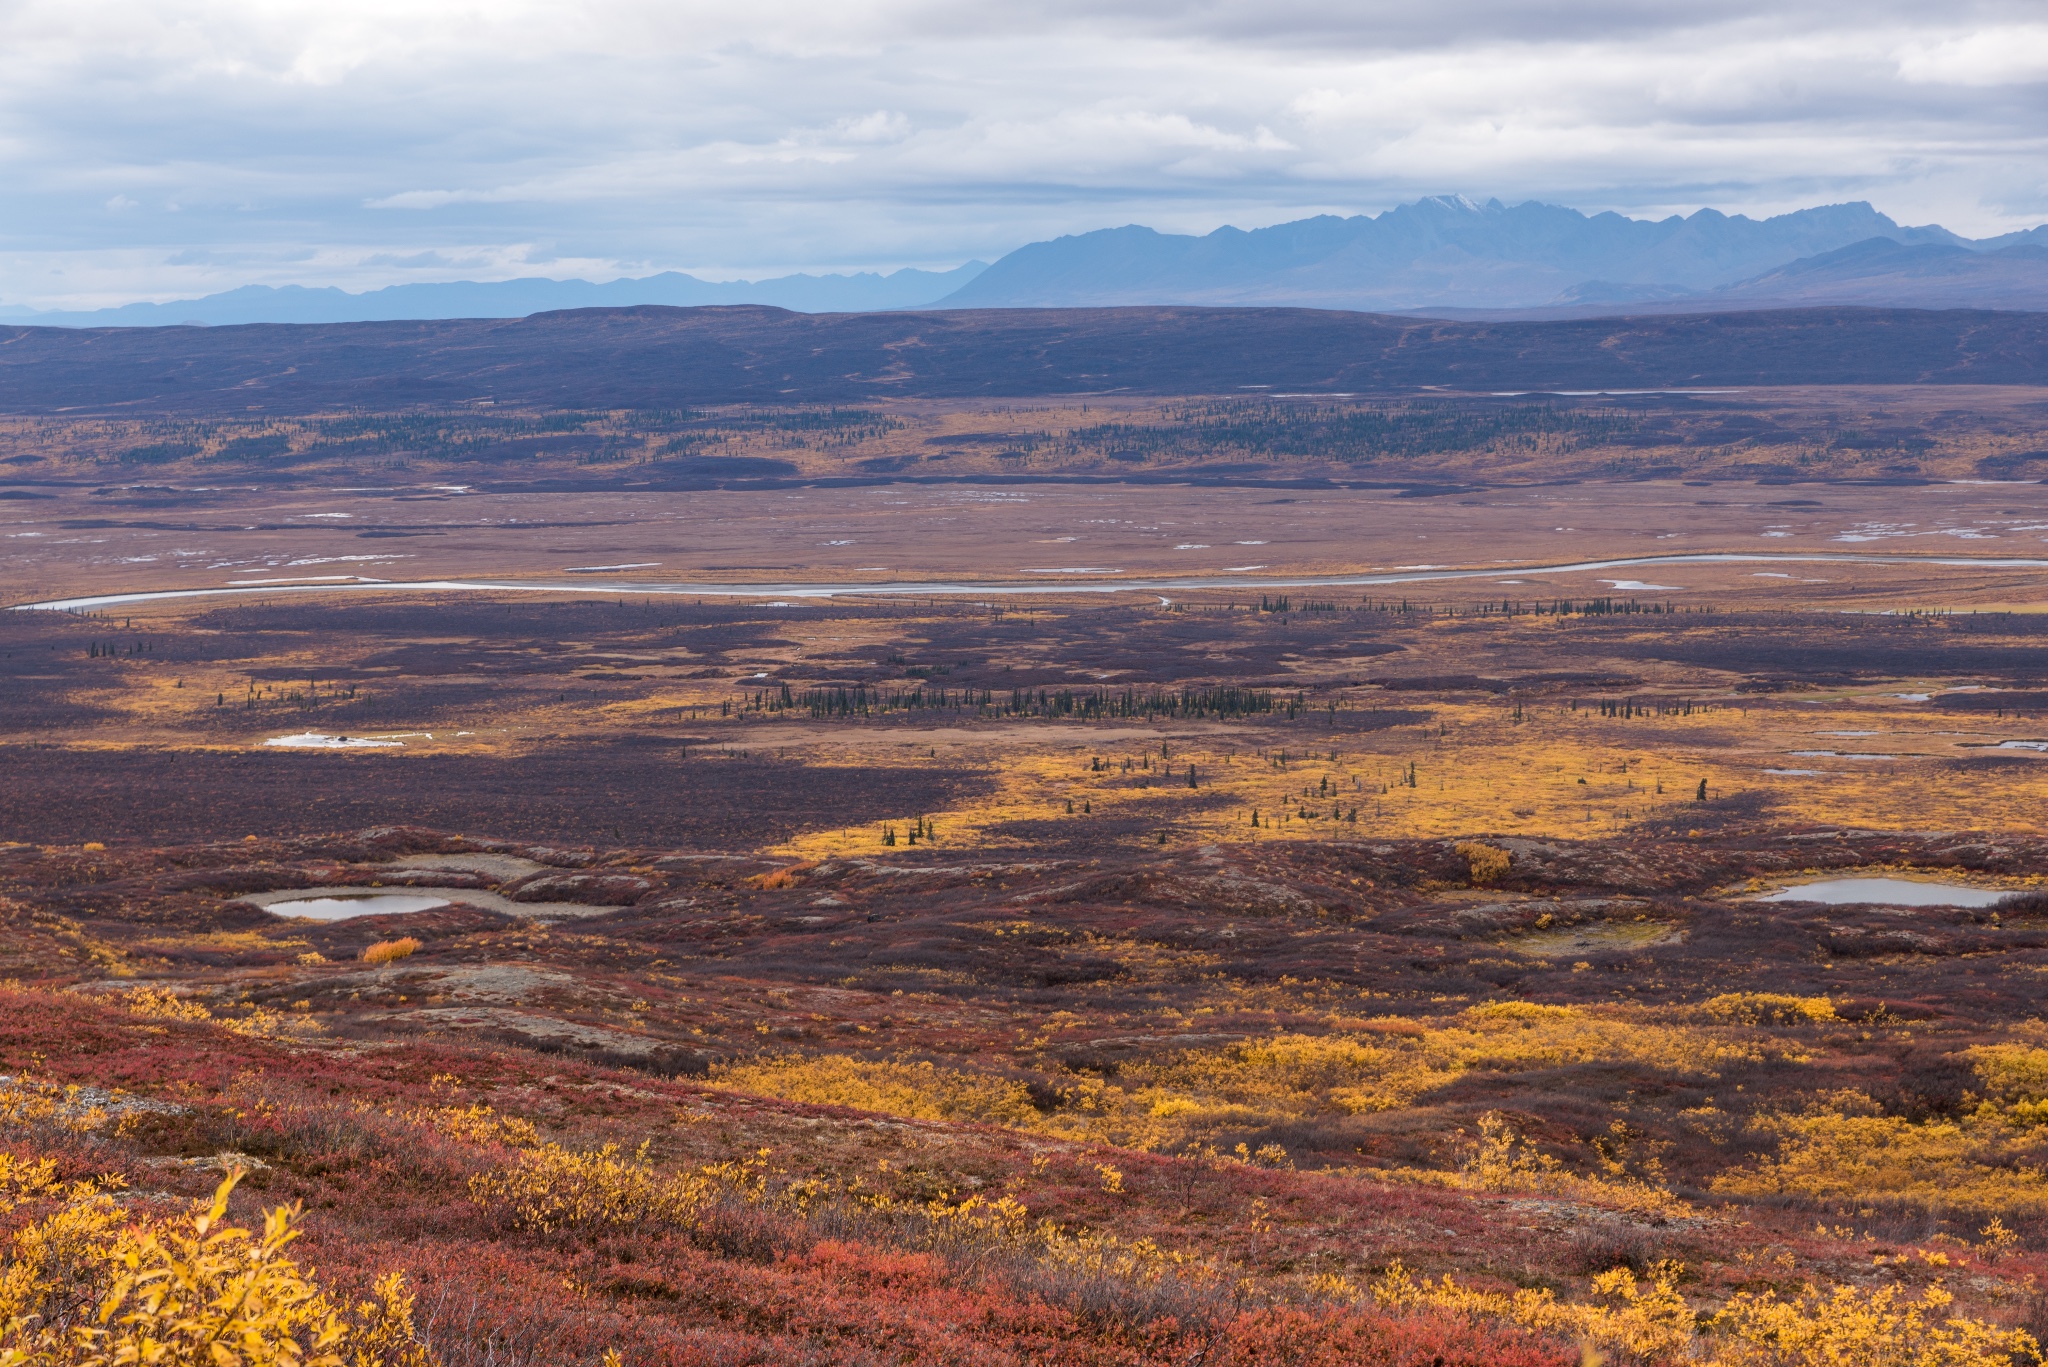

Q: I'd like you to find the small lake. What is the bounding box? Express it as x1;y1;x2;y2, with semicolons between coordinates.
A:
1754;878;2009;908
265;892;451;920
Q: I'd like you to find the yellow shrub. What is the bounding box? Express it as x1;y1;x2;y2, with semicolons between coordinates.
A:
1700;994;1838;1026
712;1056;1040;1128
1467;1000;1575;1023
123;987;214;1025
0;1077;111;1137
0;1167;432;1367
1463;1112;1693;1221
361;938;421;966
1710;1280;2036;1366
122;989;318;1041
1374;1258;1694;1361
1181;1034;1406;1107
1442;1002;1765;1081
419;1104;542;1149
1712;1111;2048;1214
1455;841;1511;886
469;1141;763;1234
1969;1045;2048;1106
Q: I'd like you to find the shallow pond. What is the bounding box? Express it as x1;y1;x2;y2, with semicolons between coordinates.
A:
1754;877;2009;908
264;892;451;920
238;883;621;921
262;732;404;750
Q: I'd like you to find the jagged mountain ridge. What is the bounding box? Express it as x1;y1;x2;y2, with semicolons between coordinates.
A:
9;198;2048;327
937;197;2048;311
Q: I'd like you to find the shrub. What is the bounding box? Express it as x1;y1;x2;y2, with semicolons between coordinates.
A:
0;1076;112;1137
420;1104;542;1149
1462;1112;1693;1221
1711;1109;2048;1214
1456;840;1511;886
469;1141;764;1235
362;938;422;966
0;1165;433;1367
1373;1257;1694;1361
123;986;214;1025
124;987;319;1041
1700;993;1838;1026
1711;1280;2037;1366
1968;1044;2048;1111
712;1056;1040;1127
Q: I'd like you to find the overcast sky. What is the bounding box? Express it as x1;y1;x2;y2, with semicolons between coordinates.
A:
3;0;2045;307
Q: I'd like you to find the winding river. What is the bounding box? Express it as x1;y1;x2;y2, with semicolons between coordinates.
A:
14;551;2048;613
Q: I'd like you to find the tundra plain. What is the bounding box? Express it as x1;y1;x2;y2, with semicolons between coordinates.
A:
9;387;2048;1365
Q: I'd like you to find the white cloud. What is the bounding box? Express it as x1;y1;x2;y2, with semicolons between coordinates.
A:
1895;25;2048;87
0;0;2042;307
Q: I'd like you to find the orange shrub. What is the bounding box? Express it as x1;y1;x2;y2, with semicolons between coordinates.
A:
361;938;421;966
749;864;813;889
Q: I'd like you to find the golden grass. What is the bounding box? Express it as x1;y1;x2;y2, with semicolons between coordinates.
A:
758;686;2048;858
714;1000;1798;1158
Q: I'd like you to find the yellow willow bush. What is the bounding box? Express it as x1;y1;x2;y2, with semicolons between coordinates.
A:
711;1056;1041;1128
1134;1033;1416;1120
0;1165;432;1367
1709;1280;2037;1367
123;987;320;1042
867;1189;1210;1291
1968;1044;2048;1122
416;1104;541;1150
1460;1112;1693;1221
1373;1258;1694;1362
1711;1110;2048;1215
1455;841;1511;886
1441;1001;1770;1077
0;1080;110;1138
1699;994;1838;1026
469;1141;767;1235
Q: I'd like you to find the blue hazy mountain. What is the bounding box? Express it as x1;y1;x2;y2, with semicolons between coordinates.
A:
13;197;2048;327
0;262;987;327
936;197;2048;312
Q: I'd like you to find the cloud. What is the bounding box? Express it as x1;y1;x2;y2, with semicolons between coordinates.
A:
1895;25;2048;87
0;0;2042;307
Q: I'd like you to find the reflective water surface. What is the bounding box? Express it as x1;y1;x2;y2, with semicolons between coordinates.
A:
1754;878;2009;908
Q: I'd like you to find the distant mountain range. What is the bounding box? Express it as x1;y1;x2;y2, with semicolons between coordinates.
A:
0;263;988;327
6;197;2048;326
940;198;2048;315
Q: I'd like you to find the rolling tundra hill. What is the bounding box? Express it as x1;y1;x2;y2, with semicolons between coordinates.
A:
0;304;2045;415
